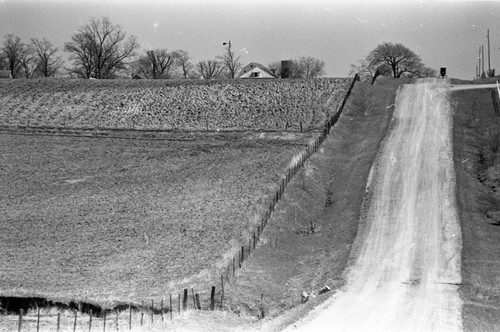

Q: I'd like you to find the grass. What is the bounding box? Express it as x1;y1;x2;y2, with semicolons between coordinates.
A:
0;130;316;307
219;78;404;325
451;87;500;331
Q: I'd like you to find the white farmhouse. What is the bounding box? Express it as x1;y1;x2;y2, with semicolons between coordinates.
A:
237;62;275;79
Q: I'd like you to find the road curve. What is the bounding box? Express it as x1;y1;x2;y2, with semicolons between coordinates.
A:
287;79;462;331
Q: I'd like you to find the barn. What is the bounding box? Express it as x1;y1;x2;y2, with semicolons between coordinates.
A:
0;70;12;79
238;62;275;79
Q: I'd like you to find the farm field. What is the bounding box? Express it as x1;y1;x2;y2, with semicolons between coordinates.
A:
0;130;316;306
0;78;350;131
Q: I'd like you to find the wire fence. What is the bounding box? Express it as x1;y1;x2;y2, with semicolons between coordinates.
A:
1;74;359;331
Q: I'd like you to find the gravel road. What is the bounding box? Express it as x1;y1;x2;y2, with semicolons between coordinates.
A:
287;79;463;331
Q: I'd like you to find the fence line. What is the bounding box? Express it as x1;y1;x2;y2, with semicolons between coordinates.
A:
220;74;360;284
4;75;359;331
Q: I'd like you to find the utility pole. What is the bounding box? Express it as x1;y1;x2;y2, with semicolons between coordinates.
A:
487;29;491;73
482;45;485;76
479;46;482;78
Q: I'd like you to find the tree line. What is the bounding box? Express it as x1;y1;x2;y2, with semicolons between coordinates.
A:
0;16;326;80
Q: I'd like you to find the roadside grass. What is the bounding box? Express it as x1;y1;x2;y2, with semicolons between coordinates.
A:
451;87;500;331
0;131;315;308
217;78;403;330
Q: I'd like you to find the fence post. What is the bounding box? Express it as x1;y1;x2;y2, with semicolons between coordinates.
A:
89;309;92;332
74;310;77;332
221;275;225;309
57;312;61;332
183;289;188;311
140;301;143;327
18;309;23;332
128;306;132;330
169;295;173;320
103;311;106;332
195;294;201;310
37;306;40;332
211;286;216;310
191;288;196;309
161;299;164;322
151;299;154;324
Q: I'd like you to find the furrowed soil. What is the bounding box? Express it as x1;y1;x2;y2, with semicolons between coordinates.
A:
451;85;500;331
0;130;315;306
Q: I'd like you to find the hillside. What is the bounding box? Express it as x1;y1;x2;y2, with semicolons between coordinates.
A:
0;78;350;132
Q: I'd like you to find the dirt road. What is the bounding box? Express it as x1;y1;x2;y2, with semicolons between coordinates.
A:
287;79;463;331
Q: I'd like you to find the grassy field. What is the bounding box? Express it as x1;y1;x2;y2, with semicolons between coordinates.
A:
451;86;500;331
0;78;349;131
0;130;316;307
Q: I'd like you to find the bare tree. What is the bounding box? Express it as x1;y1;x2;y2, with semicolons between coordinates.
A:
295;56;325;79
173;49;193;79
31;38;63;77
20;46;37;78
134;49;174;79
367;42;435;78
268;57;325;79
64;17;139;78
268;61;281;77
198;59;223;79
217;41;241;79
1;34;28;78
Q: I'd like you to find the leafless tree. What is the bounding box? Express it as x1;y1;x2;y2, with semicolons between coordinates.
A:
268;61;281;78
198;59;223;79
173;49;193;79
366;42;435;78
64;17;139;79
1;34;28;78
217;41;241;79
20;47;37;78
268;57;325;79
31;38;63;77
295;56;325;79
134;49;174;79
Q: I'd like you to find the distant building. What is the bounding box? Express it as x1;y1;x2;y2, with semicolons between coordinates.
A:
238;62;275;79
0;70;12;79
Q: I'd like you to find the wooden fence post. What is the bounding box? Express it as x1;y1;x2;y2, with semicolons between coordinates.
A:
183;289;188;311
140;301;143;327
195;294;201;310
221;276;225;310
211;286;216;310
74;310;77;332
89;309;92;332
191;289;196;309
160;299;164;322
57;312;61;332
103;311;106;332
37;306;40;332
128;306;132;330
151;299;154;325
169;294;173;320
18;309;23;332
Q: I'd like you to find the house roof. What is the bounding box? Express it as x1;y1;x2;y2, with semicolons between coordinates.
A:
0;70;12;79
238;62;275;79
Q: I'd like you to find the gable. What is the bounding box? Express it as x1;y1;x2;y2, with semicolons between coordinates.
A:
238;62;275;79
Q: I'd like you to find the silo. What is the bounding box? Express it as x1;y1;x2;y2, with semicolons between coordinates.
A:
281;60;292;78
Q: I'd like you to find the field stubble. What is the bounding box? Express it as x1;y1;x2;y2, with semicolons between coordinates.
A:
0;130;316;306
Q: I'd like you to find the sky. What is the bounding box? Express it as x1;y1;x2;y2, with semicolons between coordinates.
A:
1;0;500;79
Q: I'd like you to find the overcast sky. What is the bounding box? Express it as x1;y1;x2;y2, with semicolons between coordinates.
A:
1;0;499;79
